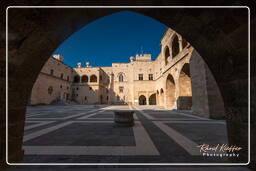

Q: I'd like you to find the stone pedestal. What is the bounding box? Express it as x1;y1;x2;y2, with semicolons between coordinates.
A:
114;111;134;127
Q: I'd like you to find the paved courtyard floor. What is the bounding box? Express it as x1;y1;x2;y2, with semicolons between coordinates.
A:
15;104;234;165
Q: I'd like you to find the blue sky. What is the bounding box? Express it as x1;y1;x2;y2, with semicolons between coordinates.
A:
53;11;167;67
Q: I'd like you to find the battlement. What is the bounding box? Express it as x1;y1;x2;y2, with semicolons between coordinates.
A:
135;54;151;62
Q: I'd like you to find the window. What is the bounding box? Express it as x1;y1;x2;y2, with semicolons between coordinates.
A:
67;76;69;81
73;75;80;83
138;74;143;80
90;75;97;82
84;96;87;100
107;96;109;101
81;75;88;83
60;85;62;88
67;86;69;90
89;87;92;90
172;35;180;58
50;69;54;75
48;86;53;95
76;87;79;90
119;86;124;93
149;74;153;80
60;73;63;79
119;74;124;82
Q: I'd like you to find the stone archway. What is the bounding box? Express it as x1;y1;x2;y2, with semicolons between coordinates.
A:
3;6;250;164
177;63;192;110
81;75;88;83
166;74;176;108
171;34;180;58
139;95;147;105
90;75;97;82
149;93;156;105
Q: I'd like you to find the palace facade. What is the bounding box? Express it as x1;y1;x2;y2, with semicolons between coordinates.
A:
30;28;225;118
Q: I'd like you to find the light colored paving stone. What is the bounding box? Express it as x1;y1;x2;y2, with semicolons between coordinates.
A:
27;109;100;120
23;121;74;142
24;121;55;130
76;110;106;119
153;121;200;156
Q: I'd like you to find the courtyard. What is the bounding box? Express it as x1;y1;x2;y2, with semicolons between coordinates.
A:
21;105;229;164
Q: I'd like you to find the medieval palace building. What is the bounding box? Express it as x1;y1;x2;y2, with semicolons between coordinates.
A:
30;28;225;118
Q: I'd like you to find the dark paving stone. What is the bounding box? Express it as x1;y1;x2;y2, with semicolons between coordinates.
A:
147;113;196;119
27;113;74;118
24;123;135;146
25;122;39;126
166;123;228;145
90;114;114;118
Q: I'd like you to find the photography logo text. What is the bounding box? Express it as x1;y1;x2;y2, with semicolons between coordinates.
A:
197;144;242;158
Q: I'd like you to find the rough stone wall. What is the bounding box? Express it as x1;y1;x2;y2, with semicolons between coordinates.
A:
111;63;131;104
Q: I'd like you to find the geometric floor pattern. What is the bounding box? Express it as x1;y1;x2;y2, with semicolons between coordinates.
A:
19;105;231;164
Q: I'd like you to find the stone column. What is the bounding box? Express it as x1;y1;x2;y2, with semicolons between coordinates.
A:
178;37;183;52
190;50;225;118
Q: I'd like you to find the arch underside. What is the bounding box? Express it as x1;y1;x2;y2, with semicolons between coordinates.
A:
4;7;250;163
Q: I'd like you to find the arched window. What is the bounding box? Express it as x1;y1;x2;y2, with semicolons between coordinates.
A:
149;93;156;105
48;86;53;95
73;75;80;83
81;75;88;83
119;74;124;82
90;75;97;82
160;88;164;94
172;35;180;58
139;95;147;105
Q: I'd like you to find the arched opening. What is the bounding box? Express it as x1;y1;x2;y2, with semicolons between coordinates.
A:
118;74;124;82
177;63;192;110
166;74;176;108
172;34;180;58
5;8;249;164
73;75;80;83
160;88;164;106
90;75;97;82
164;46;170;64
149;93;156;105
139;95;147;105
81;75;88;83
